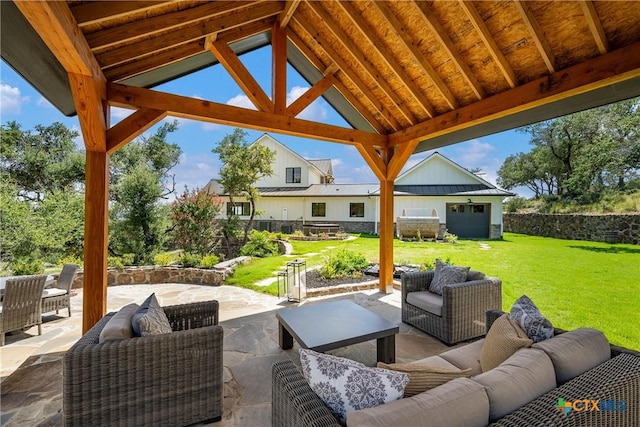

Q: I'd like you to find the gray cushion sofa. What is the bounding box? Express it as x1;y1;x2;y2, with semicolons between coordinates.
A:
63;300;223;427
271;309;640;427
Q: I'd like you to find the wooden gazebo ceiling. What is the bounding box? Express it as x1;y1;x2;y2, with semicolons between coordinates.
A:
7;1;640;154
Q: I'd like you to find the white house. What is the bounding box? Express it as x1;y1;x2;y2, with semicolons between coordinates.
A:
205;134;513;239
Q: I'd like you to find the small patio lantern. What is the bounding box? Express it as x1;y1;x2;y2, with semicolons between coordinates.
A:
286;259;307;302
277;270;288;299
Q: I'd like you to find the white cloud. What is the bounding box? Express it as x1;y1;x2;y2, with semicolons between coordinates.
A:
0;83;29;114
110;106;134;121
287;86;329;121
454;139;496;165
170;152;221;198
36;96;54;108
226;94;256;110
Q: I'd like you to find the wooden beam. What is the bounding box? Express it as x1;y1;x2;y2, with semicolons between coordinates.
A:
514;1;556;73
578;0;609;54
210;41;274;113
14;1;104;81
108;83;388;147
306;2;417;126
355;144;386;181
83;150;109;333
272;22;288;115
87;1;256;51
387;140;419;181
288;29;390;133
71;1;167;27
286;74;335;117
378;146;395;293
402;1;484;100
337;2;438;116
458;0;518;88
105;40;204;82
106;108;167;154
69;73;108;152
388;41;640;147
96;1;283;68
216;18;276;44
280;0;301;28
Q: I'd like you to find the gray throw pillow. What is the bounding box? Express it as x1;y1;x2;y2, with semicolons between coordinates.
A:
428;259;470;295
510;295;554;343
137;294;173;336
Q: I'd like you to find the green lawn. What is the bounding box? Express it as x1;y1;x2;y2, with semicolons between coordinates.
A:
229;233;639;349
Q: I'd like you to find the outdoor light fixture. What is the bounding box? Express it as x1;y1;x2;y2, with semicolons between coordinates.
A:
467;198;473;204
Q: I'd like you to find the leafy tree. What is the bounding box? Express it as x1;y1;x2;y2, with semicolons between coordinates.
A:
212;128;275;256
170;187;224;256
0;121;84;201
109;121;181;264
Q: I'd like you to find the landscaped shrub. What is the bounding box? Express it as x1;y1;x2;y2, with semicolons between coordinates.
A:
154;253;174;266
443;230;458;244
121;253;135;266
320;248;369;279
9;257;45;275
240;230;279;257
199;254;220;268
181;252;202;268
505;196;529;213
58;255;83;268
107;256;125;270
421;256;452;271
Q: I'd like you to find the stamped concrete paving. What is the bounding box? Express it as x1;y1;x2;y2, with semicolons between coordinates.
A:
0;284;454;426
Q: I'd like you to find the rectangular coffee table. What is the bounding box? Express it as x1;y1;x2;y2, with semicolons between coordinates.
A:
276;299;399;363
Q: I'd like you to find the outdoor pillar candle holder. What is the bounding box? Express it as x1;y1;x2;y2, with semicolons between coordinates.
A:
286;259;307;302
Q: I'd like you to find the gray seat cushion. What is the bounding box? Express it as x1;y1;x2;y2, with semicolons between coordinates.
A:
439;338;484;376
98;303;139;342
471;348;556;422
532;328;610;384
406;291;443;316
347;377;489;427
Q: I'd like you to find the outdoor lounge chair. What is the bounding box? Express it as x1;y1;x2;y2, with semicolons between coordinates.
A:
0;275;48;346
401;269;502;345
63;299;223;427
41;263;77;317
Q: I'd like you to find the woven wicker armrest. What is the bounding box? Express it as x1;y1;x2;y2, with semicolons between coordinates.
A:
401;270;435;299
490;353;640;426
441;277;502;316
272;360;341;427
163;299;219;330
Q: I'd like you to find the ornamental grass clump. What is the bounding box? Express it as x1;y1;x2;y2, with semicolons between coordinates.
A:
320;248;369;279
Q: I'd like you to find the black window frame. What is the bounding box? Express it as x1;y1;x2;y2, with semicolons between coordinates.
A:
286;167;301;183
227;202;251;216
349;202;365;218
311;202;326;217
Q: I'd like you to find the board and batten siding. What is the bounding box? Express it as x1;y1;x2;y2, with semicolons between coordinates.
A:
396;155;480;186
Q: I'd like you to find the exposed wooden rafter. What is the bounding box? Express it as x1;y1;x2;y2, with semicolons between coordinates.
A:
514;0;556;73
404;1;485;100
106;108;167;154
71;1;167;27
458;0;518;88
291;19;400;132
578;0;609;54
272;22;287;114
280;0;301;28
306;1;418;126
286;73;335;118
108;83;389;148
95;1;283;68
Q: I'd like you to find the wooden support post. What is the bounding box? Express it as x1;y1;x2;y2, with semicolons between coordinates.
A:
378;147;395;294
83;150;109;333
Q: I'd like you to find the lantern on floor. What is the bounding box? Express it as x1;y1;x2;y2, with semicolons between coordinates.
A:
286;259;306;302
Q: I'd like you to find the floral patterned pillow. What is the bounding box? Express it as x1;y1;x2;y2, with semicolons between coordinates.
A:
299;349;409;424
510;295;554;343
428;259;470;295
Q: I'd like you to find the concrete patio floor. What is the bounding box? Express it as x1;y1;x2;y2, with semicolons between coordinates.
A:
0;283;456;426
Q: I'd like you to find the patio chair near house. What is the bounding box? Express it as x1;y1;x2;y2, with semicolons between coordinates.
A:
402;268;502;345
0;275;48;346
42;263;77;317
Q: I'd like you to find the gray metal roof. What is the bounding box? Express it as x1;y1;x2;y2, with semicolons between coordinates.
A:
391;185;514;197
307;159;333;176
258;184;379;197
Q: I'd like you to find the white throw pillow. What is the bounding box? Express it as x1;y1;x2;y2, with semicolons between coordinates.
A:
299;349;409;424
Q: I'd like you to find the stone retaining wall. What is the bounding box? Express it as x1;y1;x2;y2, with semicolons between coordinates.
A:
71;257;251;289
503;213;639;244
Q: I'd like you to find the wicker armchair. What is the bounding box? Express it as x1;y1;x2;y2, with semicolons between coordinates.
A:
63;300;223;427
401;270;502;345
41;263;77;317
0;275;47;346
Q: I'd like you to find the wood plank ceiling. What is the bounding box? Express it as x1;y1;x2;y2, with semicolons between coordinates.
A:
8;0;640;330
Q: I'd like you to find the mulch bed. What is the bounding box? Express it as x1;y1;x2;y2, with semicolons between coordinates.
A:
305;269;379;289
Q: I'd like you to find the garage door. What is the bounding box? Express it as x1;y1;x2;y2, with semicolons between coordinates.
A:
446;203;490;238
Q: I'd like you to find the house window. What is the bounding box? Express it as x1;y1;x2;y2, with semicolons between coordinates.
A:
472;205;485;213
227;202;250;216
450;205;465;213
311;202;326;217
286;167;301;183
350;203;364;217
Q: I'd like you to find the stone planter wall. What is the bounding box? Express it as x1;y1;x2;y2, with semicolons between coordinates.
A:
71;256;250;289
503;213;639;244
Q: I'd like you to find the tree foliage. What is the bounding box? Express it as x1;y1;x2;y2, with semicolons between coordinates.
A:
170;187;224;256
498;98;640;202
109;121;182;264
212;128;275;256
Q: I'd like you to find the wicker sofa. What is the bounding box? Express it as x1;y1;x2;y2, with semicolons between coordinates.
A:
63;300;223;427
271;310;640;427
402;269;502;345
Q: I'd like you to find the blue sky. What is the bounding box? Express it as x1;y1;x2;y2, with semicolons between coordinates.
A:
1;46;533;196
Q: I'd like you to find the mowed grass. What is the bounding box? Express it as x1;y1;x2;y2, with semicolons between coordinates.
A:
229;233;639;349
